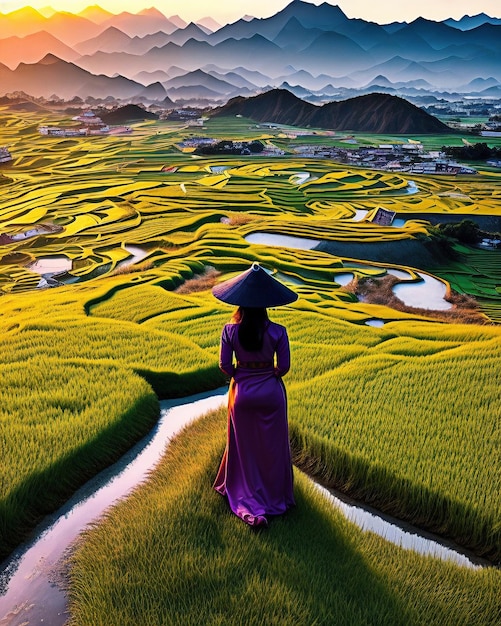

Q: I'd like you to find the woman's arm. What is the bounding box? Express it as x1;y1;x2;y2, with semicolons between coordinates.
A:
274;327;291;377
219;325;235;377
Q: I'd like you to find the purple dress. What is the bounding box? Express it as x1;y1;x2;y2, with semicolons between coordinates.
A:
213;320;295;526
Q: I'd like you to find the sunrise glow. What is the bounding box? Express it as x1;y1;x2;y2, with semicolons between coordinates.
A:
0;0;500;26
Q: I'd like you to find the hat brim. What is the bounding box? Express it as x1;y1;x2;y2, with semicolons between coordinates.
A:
212;264;298;307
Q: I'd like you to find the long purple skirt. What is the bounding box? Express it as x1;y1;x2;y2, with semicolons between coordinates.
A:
213;367;295;526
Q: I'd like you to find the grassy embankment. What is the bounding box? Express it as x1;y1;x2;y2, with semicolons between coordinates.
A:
89;284;501;561
67;407;501;626
0;111;500;617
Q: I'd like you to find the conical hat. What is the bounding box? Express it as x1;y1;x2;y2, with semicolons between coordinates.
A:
212;262;298;307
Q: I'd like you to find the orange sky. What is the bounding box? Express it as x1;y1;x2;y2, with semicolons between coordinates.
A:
1;0;500;25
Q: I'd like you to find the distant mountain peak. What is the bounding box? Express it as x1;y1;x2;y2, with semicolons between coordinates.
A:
38;6;57;18
138;7;166;18
7;6;46;18
168;14;187;29
196;16;221;32
38;53;61;65
77;4;114;23
368;75;393;86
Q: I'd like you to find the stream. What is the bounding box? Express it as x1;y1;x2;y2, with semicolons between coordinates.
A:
0;388;487;626
245;232;452;311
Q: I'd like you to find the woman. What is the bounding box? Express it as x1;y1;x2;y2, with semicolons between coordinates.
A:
212;262;297;527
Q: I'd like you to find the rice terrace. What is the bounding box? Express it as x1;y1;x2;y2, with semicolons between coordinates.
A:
1;109;501;625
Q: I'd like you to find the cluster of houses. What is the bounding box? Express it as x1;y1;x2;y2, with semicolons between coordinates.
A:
174;135;477;173
38;111;131;137
31;109;480;174
176;136;286;156
294;142;477;174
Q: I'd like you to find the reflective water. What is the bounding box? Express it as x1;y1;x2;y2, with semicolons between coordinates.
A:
0;384;485;624
335;272;354;286
366;319;385;327
387;269;412;280
393;272;452;310
353;209;369;221
392;218;407;227
245;232;320;249
315;484;479;568
123;244;150;265
245;233;452;310
29;257;72;275
0;389;228;626
289;172;308;184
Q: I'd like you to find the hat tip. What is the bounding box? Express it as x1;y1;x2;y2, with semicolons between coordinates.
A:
251;262;260;271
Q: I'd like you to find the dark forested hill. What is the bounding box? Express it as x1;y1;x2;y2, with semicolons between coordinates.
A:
210;89;453;133
100;104;159;123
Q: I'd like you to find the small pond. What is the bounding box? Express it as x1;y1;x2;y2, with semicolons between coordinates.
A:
393;272;452;311
246;233;452;311
123;244;150;265
353;209;369;221
335;273;354;286
245;232;320;250
366;319;385;327
29;257;72;275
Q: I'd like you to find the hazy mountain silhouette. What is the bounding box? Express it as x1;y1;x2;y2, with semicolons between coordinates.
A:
444;13;501;30
209;0;354;44
98;10;178;38
465;77;500;90
163;69;239;94
167;15;187;30
76;34;286;79
138;81;167;100
0;54;157;100
123;32;172;55
166;23;211;46
196;17;221;33
297;30;370;73
78;5;114;24
74;26;132;55
203;69;258;90
0;7;101;44
203;65;272;87
166;85;224;101
0;31;80;68
272;17;323;50
133;69;171;84
1;0;501;101
211;89;453;133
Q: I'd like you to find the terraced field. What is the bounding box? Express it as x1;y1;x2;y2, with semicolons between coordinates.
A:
1;109;500;622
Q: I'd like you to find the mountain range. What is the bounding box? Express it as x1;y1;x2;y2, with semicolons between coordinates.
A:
0;1;500;104
211;90;453;134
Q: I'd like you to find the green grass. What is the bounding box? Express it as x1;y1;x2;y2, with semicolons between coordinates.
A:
1;110;501;614
287;326;501;559
0;357;159;555
67;408;501;626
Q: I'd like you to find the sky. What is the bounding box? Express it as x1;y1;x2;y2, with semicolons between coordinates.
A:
1;0;500;24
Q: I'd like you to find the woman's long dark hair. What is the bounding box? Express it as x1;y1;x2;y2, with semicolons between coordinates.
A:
232;307;269;352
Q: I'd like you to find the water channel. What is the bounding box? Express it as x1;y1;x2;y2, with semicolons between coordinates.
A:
245;232;452;311
0;387;487;626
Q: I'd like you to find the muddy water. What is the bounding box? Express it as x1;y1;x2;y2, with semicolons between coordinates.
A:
0;387;486;625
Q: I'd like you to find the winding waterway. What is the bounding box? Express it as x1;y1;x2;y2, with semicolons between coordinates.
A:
245;232;452;310
0;387;487;626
